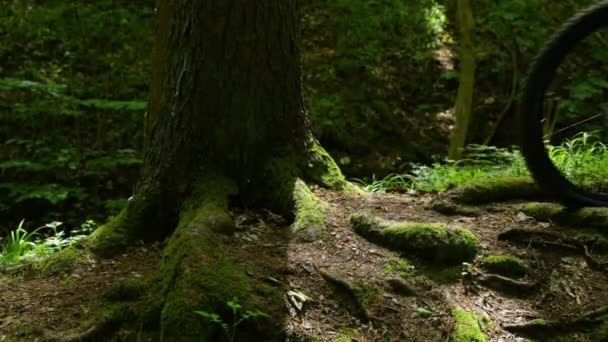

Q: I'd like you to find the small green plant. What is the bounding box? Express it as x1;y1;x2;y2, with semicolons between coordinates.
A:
0;219;98;269
0;220;57;266
194;297;269;342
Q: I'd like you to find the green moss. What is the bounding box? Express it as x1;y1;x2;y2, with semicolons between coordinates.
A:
87;210;132;257
448;176;541;204
589;235;608;254
154;176;272;341
305;139;363;195
353;282;383;309
520;202;608;233
451;308;486;342
427;199;480;216
292;179;328;241
263;157;300;215
306;140;348;189
591;317;608;340
382;258;412;278
481;255;527;278
104;277;147;301
575;208;608;232
519;202;565;220
351;213;479;265
423;265;464;284
41;246;85;273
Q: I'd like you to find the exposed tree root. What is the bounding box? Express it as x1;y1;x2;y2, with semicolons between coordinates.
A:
426;199;480;217
43;305;133;342
385;277;417;296
504;305;608;339
476;273;539;296
318;269;371;322
583;246;608;273
292;179;328;242
351;213;479;265
498;228;608;261
446;177;543;204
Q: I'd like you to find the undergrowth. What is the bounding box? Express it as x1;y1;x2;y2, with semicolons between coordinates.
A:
0;219;97;269
354;133;608;193
352;145;527;193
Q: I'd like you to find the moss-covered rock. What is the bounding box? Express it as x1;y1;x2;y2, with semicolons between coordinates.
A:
292;179;328;241
451;308;486;342
351;213;479;265
448;177;542;204
480;255;527;278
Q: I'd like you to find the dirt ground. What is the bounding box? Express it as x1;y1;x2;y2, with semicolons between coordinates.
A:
1;186;608;341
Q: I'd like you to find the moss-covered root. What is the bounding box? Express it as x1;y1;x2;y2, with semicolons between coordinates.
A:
43;304;134;342
480;255;527;278
154;177;281;341
447;176;543;204
292;179;328;241
319;270;376;322
504;306;608;340
304;139;364;195
426;198;480;217
451;308;486;342
350;213;479;265
86;209;132;257
41;245;89;273
520;202;608;232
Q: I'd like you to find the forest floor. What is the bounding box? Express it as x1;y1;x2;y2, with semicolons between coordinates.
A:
2;183;608;341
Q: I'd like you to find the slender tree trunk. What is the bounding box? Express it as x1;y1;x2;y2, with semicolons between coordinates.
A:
448;0;475;160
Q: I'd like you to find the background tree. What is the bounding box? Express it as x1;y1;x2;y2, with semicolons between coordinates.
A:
81;0;352;339
448;0;475;160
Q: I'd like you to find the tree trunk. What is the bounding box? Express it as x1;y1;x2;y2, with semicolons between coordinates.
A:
448;0;475;160
79;0;353;340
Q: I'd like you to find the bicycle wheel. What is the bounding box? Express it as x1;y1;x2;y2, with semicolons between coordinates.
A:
520;0;608;206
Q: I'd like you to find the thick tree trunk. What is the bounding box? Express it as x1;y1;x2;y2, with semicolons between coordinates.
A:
448;0;475;160
78;1;353;340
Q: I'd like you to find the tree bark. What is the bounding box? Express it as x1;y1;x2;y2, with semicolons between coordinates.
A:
448;0;475;160
77;1;352;340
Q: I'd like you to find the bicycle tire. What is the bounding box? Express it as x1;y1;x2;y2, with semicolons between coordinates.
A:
520;0;608;207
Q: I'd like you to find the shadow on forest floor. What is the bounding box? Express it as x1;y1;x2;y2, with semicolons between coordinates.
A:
2;181;608;341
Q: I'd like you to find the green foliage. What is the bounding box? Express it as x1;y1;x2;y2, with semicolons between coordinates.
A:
0;220;49;266
194;297;269;342
0;0;151;232
0;219;97;269
547;132;608;191
353;146;528;193
301;0;453;164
